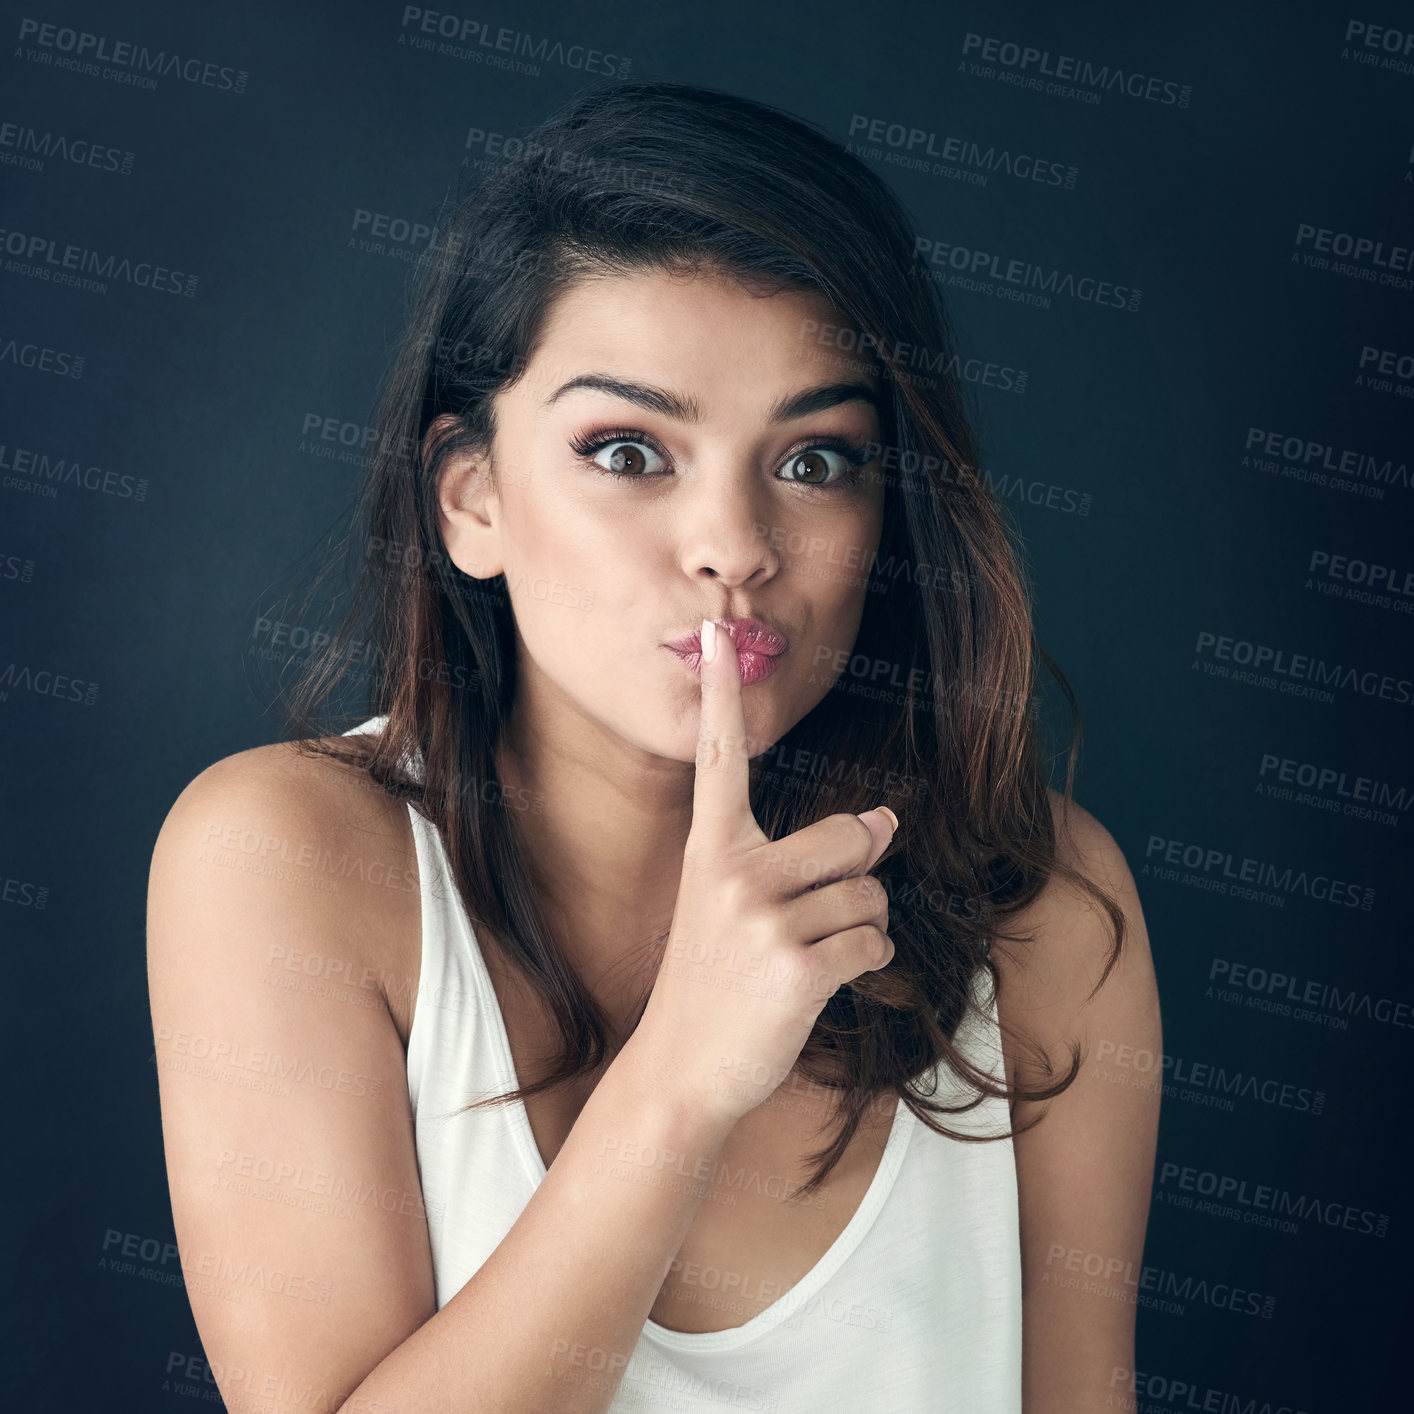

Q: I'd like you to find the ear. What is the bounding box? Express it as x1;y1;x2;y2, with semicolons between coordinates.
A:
427;414;503;580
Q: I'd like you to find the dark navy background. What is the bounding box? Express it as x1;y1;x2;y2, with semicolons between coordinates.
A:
3;1;1410;1407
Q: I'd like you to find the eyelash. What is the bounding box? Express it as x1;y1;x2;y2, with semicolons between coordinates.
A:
567;425;874;490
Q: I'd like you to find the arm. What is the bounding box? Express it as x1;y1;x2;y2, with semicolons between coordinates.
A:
147;747;737;1414
992;792;1163;1414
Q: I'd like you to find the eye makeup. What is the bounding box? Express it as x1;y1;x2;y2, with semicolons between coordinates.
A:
567;424;876;490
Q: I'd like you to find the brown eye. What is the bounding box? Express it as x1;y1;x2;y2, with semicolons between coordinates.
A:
575;436;666;477
606;442;651;475
782;449;851;486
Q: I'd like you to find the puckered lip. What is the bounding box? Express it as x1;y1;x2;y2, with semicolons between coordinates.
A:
663;616;790;657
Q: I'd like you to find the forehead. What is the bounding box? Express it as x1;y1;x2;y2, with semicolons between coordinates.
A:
519;266;880;411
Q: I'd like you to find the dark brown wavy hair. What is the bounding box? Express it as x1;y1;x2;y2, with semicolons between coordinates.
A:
274;78;1125;1198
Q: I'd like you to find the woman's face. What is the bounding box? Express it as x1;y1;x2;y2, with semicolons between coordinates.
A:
436;264;886;769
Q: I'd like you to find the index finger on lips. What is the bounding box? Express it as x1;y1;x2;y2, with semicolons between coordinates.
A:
691;617;754;847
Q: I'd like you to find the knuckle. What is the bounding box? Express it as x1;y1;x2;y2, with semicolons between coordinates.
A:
714;869;749;911
750;910;788;952
873;927;894;966
855;874;887;909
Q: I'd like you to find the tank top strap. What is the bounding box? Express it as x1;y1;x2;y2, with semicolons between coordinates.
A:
401;802;449;1114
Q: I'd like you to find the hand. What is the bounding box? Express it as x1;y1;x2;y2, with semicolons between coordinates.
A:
633;617;898;1123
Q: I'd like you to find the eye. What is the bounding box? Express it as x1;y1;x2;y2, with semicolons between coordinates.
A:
591;439;667;477
567;426;873;488
569;427;667;477
778;444;868;488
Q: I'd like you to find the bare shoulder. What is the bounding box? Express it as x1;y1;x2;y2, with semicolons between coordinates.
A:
157;733;412;845
148;734;420;1023
992;787;1160;1095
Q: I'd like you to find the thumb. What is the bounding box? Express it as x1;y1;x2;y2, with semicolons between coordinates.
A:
851;805;899;877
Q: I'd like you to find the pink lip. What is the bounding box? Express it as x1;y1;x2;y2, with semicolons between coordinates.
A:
663;617;788;687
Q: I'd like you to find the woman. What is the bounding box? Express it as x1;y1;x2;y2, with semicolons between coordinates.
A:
148;79;1161;1413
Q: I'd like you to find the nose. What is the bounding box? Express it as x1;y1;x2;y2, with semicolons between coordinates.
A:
675;474;781;588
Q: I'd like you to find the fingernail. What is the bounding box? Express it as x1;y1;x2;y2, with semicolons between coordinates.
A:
701;618;717;664
875;806;899;833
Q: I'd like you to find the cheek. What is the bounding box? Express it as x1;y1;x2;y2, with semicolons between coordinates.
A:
493;491;596;638
501;477;612;582
788;515;880;618
498;492;650;648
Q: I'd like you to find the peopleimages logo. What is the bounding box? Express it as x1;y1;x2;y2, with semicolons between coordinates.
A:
15;18;249;92
397;7;631;78
0;226;198;296
0;120;135;175
914;235;1141;312
1095;1039;1325;1116
1142;831;1375;911
0;663;99;707
1111;1366;1310;1414
1292;221;1414;291
1192;628;1413;708
1156;1160;1390;1239
845;113;1078;190
1209;956;1414;1034
1244;426;1411;494
1256;750;1409;825
0;337;84;378
959;32;1192;107
1340;19;1414;76
0;441;149;500
1307;548;1414;602
1045;1245;1278;1319
1356;343;1414;396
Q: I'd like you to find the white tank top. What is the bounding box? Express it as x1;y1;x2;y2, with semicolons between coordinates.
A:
344;715;1022;1412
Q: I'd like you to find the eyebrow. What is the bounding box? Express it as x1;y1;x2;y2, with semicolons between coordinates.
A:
543;373;880;424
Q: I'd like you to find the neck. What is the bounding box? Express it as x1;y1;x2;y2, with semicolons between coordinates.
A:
493;679;762;1037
